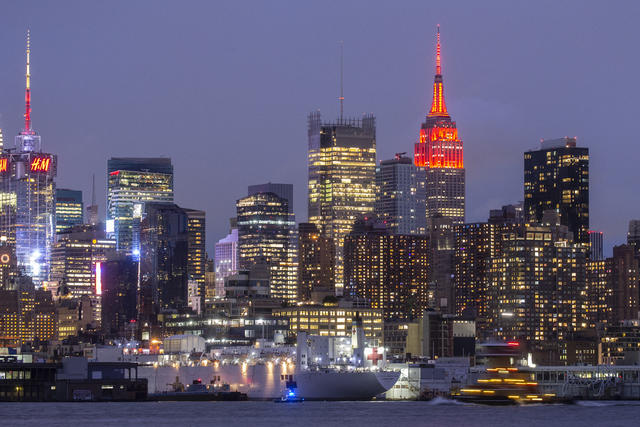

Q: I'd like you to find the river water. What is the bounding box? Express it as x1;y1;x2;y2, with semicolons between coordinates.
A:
4;400;640;426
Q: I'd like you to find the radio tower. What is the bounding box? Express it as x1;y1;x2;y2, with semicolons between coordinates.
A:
16;30;41;152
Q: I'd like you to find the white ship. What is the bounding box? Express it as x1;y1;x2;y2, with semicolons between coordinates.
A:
97;314;400;400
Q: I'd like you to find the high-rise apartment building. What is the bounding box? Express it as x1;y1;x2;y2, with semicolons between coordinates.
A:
297;222;334;301
0;32;57;285
344;217;429;320
237;191;297;303
524;137;589;244
453;206;523;322
608;244;640;323
628;220;640;253
375;154;426;235
215;220;238;298
492;219;588;354
414;26;465;225
107;157;174;254
55;189;83;234
100;256;138;338
308;112;376;290
184;208;206;289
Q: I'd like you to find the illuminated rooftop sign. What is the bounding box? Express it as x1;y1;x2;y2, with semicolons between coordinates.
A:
30;156;51;172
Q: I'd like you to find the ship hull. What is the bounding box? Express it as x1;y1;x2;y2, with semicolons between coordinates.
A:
138;365;399;400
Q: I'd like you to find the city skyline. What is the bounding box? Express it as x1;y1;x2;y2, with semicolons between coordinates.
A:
0;2;638;255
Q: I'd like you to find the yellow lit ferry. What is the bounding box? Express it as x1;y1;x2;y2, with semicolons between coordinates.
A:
453;342;569;405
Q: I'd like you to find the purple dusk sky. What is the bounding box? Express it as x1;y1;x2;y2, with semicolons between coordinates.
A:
0;1;638;255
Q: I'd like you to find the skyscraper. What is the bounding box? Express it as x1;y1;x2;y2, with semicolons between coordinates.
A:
248;183;293;212
492;218;588;356
414;26;465;225
107;157;174;254
628;220;640;253
589;230;604;261
524;137;589;244
308;112;376;290
215;219;239;298
343;217;429;320
0;31;57;285
184;209;206;304
237;190;297;303
297;222;334;301
55;189;83;234
375;153;426;235
138;203;189;326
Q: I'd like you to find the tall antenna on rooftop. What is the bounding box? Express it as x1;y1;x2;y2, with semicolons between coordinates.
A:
339;40;344;121
91;173;96;206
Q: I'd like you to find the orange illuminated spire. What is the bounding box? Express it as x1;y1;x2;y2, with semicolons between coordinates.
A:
428;25;449;118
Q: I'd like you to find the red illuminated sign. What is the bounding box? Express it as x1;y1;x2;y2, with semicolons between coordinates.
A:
0;158;8;173
30;156;51;172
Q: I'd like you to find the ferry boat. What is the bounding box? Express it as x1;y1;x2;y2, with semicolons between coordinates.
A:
453;342;565;405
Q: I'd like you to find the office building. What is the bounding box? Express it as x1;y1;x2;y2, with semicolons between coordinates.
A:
237;191;297;303
343;217;429;320
107;157;173;254
0;34;57;285
308;111;376;290
54;189;83;234
375;154;426;235
138;203;189;325
414;26;465;225
297;222;334;302
248;183;293;212
215;220;238;298
588;230;604;261
273;304;383;341
524;137;589;244
49;225;116;298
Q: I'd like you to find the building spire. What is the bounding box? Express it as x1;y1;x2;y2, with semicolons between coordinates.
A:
436;24;441;75
339;40;344;121
428;25;449;118
24;29;33;133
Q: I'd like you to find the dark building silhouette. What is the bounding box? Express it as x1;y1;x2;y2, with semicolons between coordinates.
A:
297;223;334;302
138;203;189;326
100;256;138;338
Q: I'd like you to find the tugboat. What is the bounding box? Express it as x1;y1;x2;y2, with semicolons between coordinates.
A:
149;377;248;401
275;380;304;403
453;342;566;405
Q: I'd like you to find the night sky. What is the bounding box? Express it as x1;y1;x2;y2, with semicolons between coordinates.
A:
0;1;638;256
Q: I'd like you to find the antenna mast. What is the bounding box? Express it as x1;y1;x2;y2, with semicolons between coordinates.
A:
339;41;344;121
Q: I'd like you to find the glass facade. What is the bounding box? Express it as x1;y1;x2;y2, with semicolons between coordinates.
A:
55;188;83;234
0;151;56;285
375;154;426;235
308;112;376;291
236;192;297;303
107;158;174;254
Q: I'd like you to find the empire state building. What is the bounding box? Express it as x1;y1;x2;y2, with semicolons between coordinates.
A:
414;26;465;225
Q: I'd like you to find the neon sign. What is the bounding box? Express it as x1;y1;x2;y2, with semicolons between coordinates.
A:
95;261;102;295
30;156;51;172
0;158;8;173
